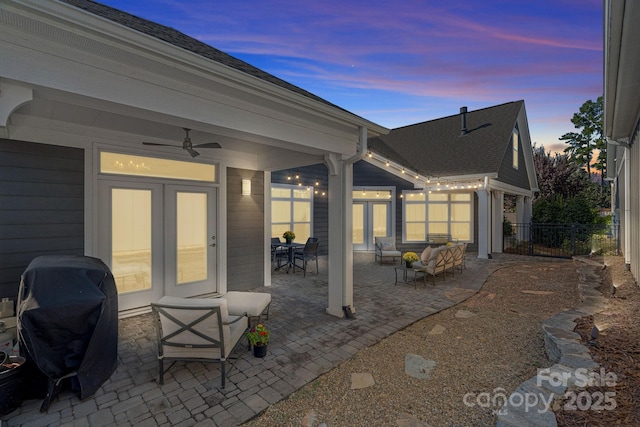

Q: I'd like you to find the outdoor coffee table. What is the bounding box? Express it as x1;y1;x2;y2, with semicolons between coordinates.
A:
394;265;424;289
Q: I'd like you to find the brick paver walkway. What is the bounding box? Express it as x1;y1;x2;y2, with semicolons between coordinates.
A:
2;252;522;426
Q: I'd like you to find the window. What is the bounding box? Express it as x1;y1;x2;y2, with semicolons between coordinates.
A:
271;184;312;241
101;152;216;182
404;192;426;241
512;129;519;170
403;191;472;242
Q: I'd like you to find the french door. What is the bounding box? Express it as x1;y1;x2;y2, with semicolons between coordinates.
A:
98;179;217;311
352;201;392;251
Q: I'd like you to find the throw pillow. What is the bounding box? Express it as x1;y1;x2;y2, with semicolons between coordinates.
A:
381;242;395;250
420;247;432;263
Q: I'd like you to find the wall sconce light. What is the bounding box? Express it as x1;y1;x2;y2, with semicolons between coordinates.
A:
241;179;251;196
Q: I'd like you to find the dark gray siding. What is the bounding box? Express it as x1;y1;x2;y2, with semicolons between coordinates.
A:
497;128;530;189
271;164;329;256
0;139;84;299
226;168;265;291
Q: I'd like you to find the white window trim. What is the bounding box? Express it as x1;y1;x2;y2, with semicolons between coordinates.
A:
402;190;475;243
271;183;314;239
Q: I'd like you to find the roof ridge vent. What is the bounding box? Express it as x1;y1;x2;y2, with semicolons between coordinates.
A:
460;106;468;136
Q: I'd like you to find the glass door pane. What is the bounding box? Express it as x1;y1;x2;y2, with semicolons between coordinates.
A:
372;203;389;238
353;203;365;247
177;192;208;284
111;189;152;293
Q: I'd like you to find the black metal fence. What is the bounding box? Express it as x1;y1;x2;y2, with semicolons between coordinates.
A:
503;223;620;258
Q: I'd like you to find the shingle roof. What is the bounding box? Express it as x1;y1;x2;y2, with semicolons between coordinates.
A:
59;0;342;110
368;101;524;178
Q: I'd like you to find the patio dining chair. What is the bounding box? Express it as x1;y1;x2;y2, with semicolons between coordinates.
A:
271;237;287;269
151;296;248;389
293;240;319;276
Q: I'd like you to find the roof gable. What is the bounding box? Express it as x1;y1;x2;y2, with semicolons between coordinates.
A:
368;101;524;178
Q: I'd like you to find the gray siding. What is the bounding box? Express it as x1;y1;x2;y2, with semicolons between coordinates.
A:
0;139;84;299
226;168;265;291
497;127;530;189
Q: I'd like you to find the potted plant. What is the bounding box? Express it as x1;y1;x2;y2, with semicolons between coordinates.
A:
246;324;270;358
282;230;295;244
402;251;419;268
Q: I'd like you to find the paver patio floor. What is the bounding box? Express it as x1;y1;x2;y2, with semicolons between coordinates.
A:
3;252;525;427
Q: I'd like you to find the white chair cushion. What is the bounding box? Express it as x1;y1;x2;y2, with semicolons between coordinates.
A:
222;291;271;317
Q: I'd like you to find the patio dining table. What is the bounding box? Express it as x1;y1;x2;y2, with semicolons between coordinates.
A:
273;242;305;273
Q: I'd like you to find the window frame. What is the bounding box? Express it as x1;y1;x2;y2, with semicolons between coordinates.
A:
271;183;314;242
512;128;519;170
402;190;474;243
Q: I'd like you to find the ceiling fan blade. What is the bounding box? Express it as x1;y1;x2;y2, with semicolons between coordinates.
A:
142;142;176;147
186;148;200;158
192;142;222;149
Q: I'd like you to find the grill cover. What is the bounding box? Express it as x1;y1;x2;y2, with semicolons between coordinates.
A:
17;255;118;406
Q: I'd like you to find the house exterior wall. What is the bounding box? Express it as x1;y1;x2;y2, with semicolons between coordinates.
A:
496;127;531;190
629;129;640;280
0;139;84;298
271;164;329;256
226;168;265;291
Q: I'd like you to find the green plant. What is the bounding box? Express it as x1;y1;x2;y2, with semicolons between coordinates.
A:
402;251;419;263
246;323;270;346
503;217;514;236
283;230;296;240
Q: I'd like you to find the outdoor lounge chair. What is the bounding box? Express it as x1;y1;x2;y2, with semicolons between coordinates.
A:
151;296;248;389
374;236;402;264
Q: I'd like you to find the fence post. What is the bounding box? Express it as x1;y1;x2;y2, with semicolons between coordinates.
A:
528;222;533;256
570;224;576;256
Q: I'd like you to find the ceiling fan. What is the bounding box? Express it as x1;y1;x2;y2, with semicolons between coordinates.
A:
142;128;221;157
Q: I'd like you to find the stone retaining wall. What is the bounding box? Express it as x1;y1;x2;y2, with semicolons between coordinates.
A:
495;257;607;427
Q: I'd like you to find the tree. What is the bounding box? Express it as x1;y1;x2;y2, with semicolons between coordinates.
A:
532;144;591;203
559;96;604;178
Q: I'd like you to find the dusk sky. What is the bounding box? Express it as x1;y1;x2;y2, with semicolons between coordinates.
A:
98;0;603;154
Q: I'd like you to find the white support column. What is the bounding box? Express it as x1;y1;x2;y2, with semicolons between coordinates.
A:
325;153;353;317
476;189;490;259
516;196;525;224
263;171;273;287
623;147;631;268
492;190;504;253
524;196;533;224
515;195;529;242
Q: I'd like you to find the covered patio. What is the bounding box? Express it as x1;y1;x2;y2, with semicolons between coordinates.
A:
3;252;525;426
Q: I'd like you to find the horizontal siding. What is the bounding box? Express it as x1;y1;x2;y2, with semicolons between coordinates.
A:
226;168;264;291
0;139;84;299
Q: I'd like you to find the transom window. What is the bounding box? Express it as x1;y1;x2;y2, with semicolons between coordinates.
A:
403;191;472;242
271;184;312;242
100;151;216;182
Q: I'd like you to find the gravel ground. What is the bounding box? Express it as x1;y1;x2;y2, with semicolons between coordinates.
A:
242;258;582;427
